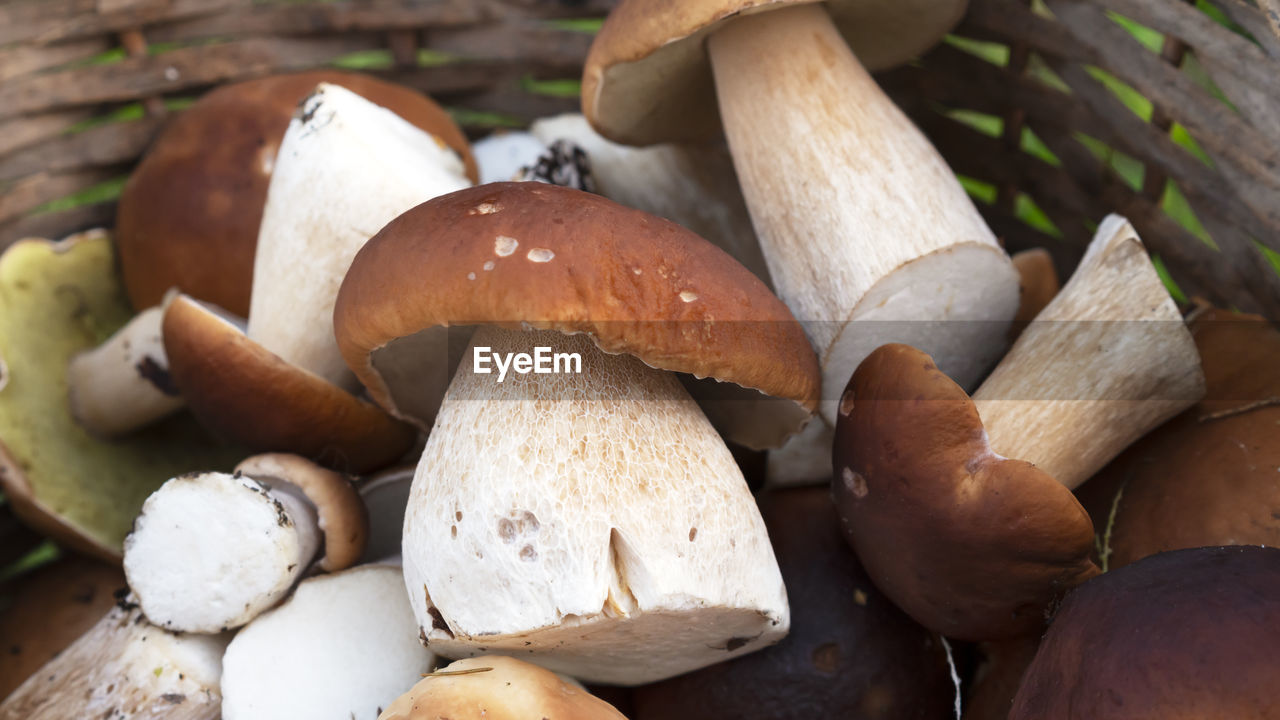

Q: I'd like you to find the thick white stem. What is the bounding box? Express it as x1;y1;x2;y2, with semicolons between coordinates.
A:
247;83;470;389
67;306;185;437
709;4;1019;422
404;327;787;685
123;472;321;633
0;601;228;720
972;216;1205;489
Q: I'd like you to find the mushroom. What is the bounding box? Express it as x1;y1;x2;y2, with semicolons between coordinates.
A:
472;130;559;184
1011;248;1060;327
0;595;229;719
632;486;956;719
832;216;1206;640
122;453;366;633
1083;308;1280;570
162;82;472;472
0;230;243;561
583;0;1021;422
0;556;124;698
379;656;628;720
357;464;414;563
220;563;435;720
1010;545;1280;718
333;183;820;684
65;71;477;439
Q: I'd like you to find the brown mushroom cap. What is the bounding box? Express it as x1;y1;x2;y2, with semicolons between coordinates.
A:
1011;248;1060;326
632;486;955;719
162;294;416;474
1010;545;1280;719
334;182;819;449
1083;309;1280;570
0;556;124;698
116;71;478;316
582;0;967;145
234;453;369;571
832;343;1099;641
379;656;627;720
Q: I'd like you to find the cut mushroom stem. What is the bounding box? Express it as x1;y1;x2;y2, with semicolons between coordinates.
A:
245;82;470;389
706;4;1019;418
122;453;366;633
407;327;788;684
66;305;185;437
220;563;434;720
971;216;1205;490
0;598;228;720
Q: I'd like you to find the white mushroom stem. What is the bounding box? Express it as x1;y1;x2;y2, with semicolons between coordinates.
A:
67;305;185;437
123;471;321;633
472;130;549;183
530;113;773;286
765;417;834;488
0;600;228;720
971;216;1205;490
220;563;434;720
405;326;788;685
707;4;1019;423
246;83;470;390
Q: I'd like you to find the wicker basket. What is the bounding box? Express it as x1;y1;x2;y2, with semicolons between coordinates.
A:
1;0;1278;561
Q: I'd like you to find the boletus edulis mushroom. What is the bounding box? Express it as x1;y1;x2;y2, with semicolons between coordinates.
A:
1083;308;1280;570
0;231;242;561
333;182;820;684
162;82;473;472
632;486;956;719
1010;545;1280;719
584;0;1021;420
832;216;1205;640
122;453;366;633
65;71;477;439
378;656;627;720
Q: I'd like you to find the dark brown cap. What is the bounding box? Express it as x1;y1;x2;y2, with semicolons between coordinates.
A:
1011;545;1280;719
832;343;1099;641
582;0;966;145
116;71;477;316
1084;309;1280;570
633;486;955;719
333;182;819;449
162;294;416;474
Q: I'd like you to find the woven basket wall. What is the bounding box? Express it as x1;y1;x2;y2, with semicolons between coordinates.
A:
1;0;1278;321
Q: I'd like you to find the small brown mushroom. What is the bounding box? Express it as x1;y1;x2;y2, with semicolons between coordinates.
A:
1010;545;1280;719
832;216;1205;640
378;656;627;720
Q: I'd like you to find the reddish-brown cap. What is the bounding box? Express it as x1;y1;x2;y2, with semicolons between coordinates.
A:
832;344;1099;641
1084;309;1280;570
116;71;477;316
162;294;416;474
633;486;955;719
1011;248;1059;326
582;0;966;145
334;182;819;449
1010;545;1280;719
234;453;368;571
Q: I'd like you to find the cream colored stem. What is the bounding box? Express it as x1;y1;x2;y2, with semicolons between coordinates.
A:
67;306;185;437
709;4;1018;422
973;216;1205;490
403;327;787;685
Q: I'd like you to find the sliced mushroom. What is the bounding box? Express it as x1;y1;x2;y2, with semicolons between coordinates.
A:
832;216;1205;640
584;0;1020;422
333;183;821;683
1010;546;1280;718
0;231;243;561
122;453;366;633
220;563;435;720
162;82;472;472
379;656;627;720
0;596;229;720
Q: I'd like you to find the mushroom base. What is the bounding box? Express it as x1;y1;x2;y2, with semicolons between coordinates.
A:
404;326;788;685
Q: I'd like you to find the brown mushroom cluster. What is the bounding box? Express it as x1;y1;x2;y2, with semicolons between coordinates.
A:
2;3;1276;719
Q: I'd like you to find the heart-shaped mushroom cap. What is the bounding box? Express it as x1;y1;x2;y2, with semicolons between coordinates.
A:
832;343;1100;640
